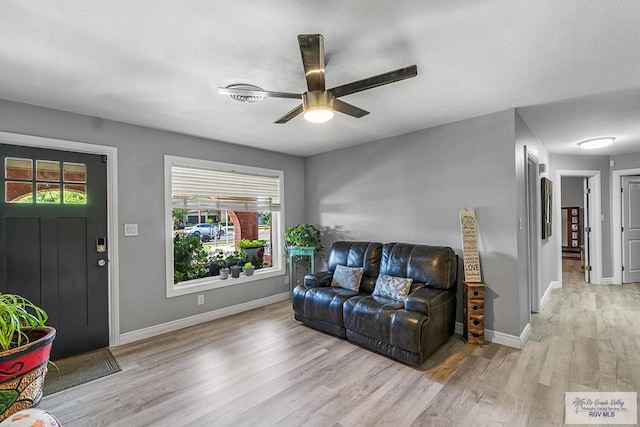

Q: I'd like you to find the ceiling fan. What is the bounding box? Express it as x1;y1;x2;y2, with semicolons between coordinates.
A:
218;34;418;124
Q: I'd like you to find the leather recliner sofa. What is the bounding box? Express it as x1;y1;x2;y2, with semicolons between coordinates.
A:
292;241;458;366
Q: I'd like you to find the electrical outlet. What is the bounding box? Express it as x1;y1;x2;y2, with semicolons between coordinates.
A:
197;294;204;305
284;275;289;285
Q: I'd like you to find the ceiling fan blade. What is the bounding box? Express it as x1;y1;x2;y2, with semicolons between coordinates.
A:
329;65;418;98
274;104;304;124
298;34;326;92
333;99;369;118
218;87;301;100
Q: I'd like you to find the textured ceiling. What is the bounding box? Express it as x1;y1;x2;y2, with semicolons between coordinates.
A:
1;1;640;157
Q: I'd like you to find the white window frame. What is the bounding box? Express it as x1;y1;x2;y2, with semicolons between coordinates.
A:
164;155;285;298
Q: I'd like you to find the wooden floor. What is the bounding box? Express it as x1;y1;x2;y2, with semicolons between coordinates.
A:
41;260;640;426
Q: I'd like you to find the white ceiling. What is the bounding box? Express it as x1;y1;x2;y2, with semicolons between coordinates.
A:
1;1;640;157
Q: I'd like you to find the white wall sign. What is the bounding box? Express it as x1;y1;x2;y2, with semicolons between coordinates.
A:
460;208;482;282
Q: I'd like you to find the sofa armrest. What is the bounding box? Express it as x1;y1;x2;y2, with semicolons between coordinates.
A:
404;287;453;317
303;271;333;287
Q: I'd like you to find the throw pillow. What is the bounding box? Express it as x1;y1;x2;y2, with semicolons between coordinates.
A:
331;265;364;291
373;274;413;302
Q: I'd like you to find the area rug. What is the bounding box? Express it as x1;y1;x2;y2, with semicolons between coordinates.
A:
43;348;122;395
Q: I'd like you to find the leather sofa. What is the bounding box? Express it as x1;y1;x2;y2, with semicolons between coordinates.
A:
292;241;458;366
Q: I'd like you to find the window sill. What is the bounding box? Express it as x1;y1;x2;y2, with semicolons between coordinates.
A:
167;267;285;298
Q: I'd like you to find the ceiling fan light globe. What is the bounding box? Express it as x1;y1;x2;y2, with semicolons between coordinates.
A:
304;108;333;123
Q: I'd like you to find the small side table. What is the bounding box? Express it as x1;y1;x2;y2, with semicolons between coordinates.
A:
463;281;485;345
288;246;316;296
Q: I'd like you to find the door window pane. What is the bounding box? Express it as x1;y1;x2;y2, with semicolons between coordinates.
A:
63;184;87;204
36;160;60;182
5;181;32;203
5;158;32;180
36;183;61;204
63;162;86;183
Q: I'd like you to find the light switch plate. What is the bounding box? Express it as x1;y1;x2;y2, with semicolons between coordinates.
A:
124;223;139;236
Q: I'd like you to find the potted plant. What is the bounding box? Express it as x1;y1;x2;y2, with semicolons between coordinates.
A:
284;224;324;258
238;239;267;268
0;293;56;421
208;252;226;277
225;250;246;278
243;262;255;277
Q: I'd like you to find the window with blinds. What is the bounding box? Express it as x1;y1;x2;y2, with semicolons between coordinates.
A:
165;155;285;297
171;164;281;212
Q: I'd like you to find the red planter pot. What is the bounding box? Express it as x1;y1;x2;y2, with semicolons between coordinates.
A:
0;327;56;421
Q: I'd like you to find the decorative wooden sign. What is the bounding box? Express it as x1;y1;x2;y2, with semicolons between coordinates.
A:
459;208;482;282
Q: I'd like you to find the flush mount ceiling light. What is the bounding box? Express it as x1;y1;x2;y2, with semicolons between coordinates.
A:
225;84;265;103
577;137;616;150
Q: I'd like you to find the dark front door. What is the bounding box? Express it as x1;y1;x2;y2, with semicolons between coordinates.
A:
0;143;108;359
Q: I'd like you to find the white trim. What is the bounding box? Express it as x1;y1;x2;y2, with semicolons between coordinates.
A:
601;277;615;285
119;292;289;345
555;170;603;284
164;155;286;298
611;168;640;284
540;280;562;309
454;323;529;349
0;131;120;346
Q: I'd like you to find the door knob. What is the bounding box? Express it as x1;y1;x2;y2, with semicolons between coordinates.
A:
97;259;107;267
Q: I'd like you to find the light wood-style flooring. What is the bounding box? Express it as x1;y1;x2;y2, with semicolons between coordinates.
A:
41;260;640;426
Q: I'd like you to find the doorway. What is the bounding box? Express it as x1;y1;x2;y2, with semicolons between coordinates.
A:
0;131;119;356
555;170;602;285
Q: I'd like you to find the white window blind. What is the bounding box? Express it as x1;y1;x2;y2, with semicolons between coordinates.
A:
171;164;281;212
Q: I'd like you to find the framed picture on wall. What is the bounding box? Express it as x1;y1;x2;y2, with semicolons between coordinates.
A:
541;177;553;239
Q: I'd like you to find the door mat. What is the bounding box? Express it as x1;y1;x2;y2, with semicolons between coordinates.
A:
44;348;122;396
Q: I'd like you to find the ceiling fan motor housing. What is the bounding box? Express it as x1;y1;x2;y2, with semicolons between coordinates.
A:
303;90;333;112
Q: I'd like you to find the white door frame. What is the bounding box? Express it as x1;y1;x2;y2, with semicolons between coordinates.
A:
611;167;640;284
555;169;602;285
526;151;541;312
0;131;120;346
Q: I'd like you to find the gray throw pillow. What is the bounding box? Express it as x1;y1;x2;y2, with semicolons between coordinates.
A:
331;265;364;291
373;273;413;302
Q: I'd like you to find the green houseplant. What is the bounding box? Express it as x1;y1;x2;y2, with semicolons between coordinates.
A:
0;293;56;421
243;261;255;277
238;239;266;268
284;224;324;258
173;234;209;283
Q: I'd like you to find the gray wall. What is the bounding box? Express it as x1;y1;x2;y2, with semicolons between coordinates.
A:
305;109;525;337
0;99;305;333
548;153;611;279
514;111;548;331
561;177;584;208
611;152;640;171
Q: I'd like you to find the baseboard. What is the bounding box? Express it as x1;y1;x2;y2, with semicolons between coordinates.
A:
119;292;290;345
540;280;562;309
601;277;614;285
454;322;529;350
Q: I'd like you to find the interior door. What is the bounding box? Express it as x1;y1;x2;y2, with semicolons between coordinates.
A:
0;143;108;359
583;178;591;283
622;175;640;283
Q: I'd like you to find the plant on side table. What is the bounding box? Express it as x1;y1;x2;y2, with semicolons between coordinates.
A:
284;224;324;258
0;293;56;421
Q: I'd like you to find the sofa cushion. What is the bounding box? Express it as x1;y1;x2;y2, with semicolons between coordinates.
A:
331;265;364;291
326;241;382;293
344;296;428;354
380;243;457;290
372;274;413;302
